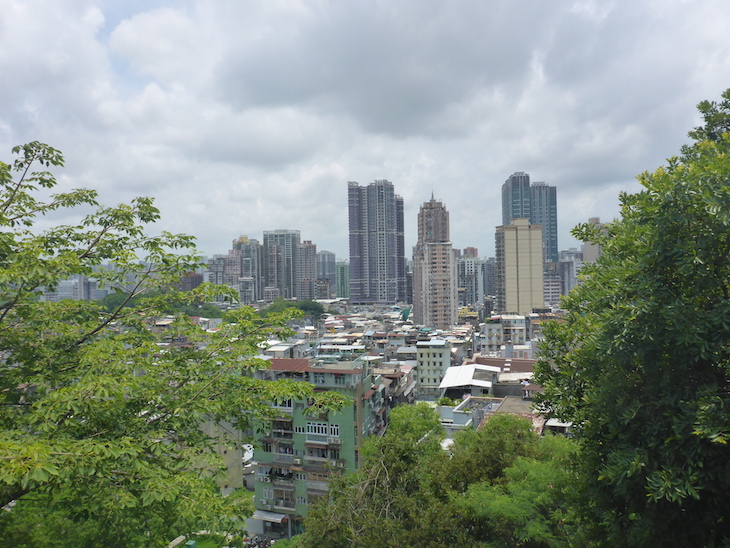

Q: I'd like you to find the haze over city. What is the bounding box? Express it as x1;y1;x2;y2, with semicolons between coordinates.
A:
3;0;730;258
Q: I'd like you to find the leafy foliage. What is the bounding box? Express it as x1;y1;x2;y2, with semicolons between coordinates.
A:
258;298;325;322
535;91;730;546
0;143;345;546
299;406;579;547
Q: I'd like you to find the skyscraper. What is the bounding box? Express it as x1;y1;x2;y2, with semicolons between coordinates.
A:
231;235;263;304
348;180;406;304
530;182;558;263
501;172;558;263
263;229;300;299
495;218;544;316
296;240;317;300
412;196;457;329
335;261;350;299
502;172;531;226
316;250;337;298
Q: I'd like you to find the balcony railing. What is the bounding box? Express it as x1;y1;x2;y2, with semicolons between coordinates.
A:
274;499;296;511
305;480;329;491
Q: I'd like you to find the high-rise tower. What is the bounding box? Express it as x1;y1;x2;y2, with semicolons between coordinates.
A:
530;182;558;263
495;218;544;316
348;180;406;304
502;172;532;226
263;229;300;299
501;172;558;263
412;195;457;329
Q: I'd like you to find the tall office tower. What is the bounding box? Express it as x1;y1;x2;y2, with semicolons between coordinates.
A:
316;250;337;297
530;182;558;263
231;235;263;304
502;172;532;226
348;180;406;304
296;240;317;300
335;261;350;299
457;256;485;308
412;196;458;329
263;229;300;299
495;218;544;316
501;172;558;263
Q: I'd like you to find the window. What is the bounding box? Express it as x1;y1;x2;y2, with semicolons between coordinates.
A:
307;422;328;435
263;488;273;500
313;373;326;384
295;426;305;433
297;496;307;505
329;424;340;436
334;374;345;385
263;442;273;453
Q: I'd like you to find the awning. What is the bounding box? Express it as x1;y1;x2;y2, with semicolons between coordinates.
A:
251;510;288;523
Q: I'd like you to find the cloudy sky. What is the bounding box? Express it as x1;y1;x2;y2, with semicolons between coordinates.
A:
3;0;730;260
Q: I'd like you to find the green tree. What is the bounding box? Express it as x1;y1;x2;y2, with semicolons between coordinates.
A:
259;298;325;322
0;143;345;546
299;403;455;548
535;91;730;546
454;433;586;548
300;409;574;547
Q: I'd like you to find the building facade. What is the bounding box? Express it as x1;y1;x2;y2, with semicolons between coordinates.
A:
501;172;558;263
263;230;301;299
348;180;406;304
411;196;457;329
457;256;485;309
495;218;544;316
316;250;337;298
250;357;385;538
416;339;452;400
335;261;350;299
296;240;317;301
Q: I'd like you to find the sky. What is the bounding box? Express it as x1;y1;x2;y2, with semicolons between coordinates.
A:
3;0;730;261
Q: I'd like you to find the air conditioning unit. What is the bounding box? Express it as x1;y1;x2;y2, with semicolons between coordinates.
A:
263;477;271;482
330;460;337;466
293;458;302;465
336;460;346;467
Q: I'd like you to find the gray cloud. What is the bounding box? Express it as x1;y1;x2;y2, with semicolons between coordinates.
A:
2;0;730;260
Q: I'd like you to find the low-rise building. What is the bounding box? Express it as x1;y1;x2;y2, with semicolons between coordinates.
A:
248;357;383;538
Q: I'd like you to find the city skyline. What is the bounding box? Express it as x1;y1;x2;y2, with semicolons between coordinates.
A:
3;2;730;260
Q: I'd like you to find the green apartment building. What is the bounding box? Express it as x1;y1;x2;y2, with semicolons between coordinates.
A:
248;356;386;538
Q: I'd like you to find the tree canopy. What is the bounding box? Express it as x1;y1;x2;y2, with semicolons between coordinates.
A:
0;143;344;546
535;90;730;546
258;298;325;322
298;406;579;547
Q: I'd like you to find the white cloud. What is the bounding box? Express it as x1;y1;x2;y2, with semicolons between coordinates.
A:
2;0;730;259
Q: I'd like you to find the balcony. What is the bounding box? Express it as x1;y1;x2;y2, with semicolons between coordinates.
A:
273;498;296;511
271;429;293;440
305;479;329;491
305;433;340;445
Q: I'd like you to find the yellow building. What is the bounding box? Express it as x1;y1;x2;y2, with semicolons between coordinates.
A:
495;218;544;316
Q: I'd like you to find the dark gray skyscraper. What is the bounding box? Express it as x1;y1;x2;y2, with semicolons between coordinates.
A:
348;179;406;304
500;172;558;263
263;229;300;299
502;172;531;226
530;182;558;263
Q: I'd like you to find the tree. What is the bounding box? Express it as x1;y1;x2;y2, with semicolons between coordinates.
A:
0;143;345;546
258;298;325;322
535;91;730;546
300;408;576;547
299;403;454;548
454;434;585;548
